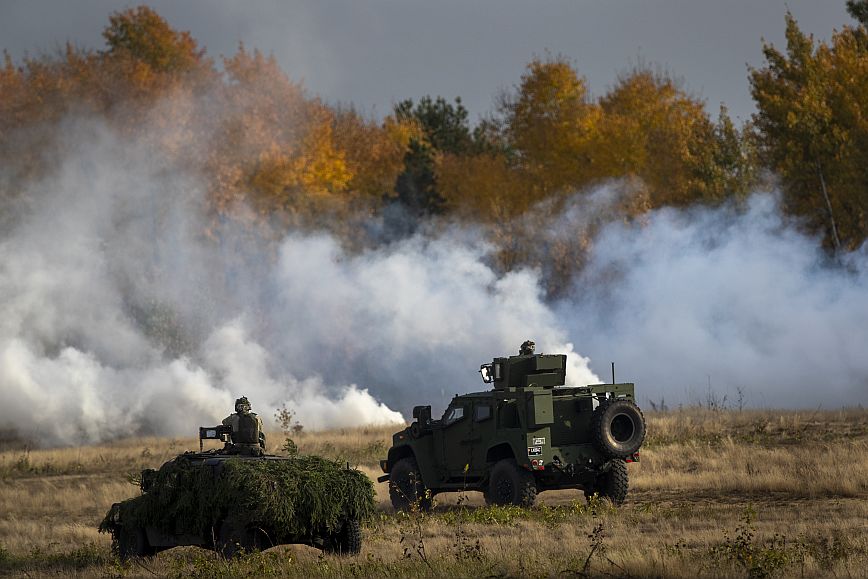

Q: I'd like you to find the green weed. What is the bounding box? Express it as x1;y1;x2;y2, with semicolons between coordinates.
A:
710;507;792;579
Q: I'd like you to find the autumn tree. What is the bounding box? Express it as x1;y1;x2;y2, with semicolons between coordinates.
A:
436;150;532;222
597;68;732;208
391;96;477;223
750;12;868;252
847;0;868;26
212;47;351;223
331;108;415;201
437;58;603;263
103;6;205;75
708;105;759;199
0;44;127;208
499;56;602;197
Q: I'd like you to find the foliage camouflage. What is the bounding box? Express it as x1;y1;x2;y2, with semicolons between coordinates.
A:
98;452;374;539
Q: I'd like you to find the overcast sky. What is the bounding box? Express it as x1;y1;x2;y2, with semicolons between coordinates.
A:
1;1;853;124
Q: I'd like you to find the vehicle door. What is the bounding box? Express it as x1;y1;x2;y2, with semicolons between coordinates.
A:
467;401;494;477
434;401;472;479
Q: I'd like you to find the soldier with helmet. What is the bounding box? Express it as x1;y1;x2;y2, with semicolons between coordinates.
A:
519;340;535;356
222;396;266;455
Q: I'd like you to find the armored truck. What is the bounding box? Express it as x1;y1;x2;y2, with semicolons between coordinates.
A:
99;427;373;560
379;345;646;509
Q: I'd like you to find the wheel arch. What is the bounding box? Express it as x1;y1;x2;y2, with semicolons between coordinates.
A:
386;445;415;471
485;442;517;465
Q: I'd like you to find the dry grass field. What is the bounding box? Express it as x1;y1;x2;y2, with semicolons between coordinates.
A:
0;408;866;578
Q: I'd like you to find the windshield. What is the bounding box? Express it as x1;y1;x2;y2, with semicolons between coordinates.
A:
442;406;465;425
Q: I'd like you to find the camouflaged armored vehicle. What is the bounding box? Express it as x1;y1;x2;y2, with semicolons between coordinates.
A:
379;343;646;509
99;425;373;560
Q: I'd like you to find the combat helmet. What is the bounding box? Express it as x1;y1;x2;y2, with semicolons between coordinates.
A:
235;396;251;414
519;340;535;356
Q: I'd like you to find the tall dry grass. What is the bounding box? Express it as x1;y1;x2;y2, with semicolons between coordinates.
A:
0;407;866;577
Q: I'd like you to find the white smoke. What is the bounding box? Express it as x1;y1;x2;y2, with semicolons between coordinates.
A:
562;192;868;408
261;233;598;406
2;117;866;447
0;120;595;446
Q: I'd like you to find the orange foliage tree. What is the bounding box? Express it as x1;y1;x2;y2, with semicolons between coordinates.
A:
598;68;724;208
751;11;868;252
500;56;603;197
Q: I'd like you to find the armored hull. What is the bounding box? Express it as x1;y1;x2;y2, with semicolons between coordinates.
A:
380;350;646;509
100;450;373;559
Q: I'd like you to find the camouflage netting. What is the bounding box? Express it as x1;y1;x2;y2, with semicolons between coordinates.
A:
99;453;375;539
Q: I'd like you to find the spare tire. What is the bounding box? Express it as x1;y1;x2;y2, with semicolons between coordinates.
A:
591;399;645;459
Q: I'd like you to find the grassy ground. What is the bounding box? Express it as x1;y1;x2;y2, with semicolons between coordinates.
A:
0;408;866;577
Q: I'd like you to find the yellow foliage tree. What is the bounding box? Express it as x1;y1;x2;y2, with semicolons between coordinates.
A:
598;68;719;208
212;47;353;220
103;6;205;75
436;149;541;273
436;151;532;223
331;109;416;201
501;56;602;197
751;13;868;252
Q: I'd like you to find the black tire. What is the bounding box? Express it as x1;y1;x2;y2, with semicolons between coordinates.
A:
591;399;646;459
389;458;432;512
586;460;629;506
323;519;362;555
483;488;494;506
114;525;154;561
487;459;537;507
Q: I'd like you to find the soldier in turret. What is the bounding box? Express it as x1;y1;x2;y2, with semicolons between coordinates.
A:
222;396;266;455
519;340;535;356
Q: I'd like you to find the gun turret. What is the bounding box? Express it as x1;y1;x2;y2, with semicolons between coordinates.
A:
199;425;232;451
480;353;566;390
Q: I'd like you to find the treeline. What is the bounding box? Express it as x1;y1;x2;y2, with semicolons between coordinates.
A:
1;4;866;294
751;2;868;254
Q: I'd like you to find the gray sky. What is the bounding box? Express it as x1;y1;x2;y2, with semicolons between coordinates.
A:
0;1;853;123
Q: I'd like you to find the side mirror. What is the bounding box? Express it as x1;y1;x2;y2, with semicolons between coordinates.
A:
479;364;493;383
480;362;503;384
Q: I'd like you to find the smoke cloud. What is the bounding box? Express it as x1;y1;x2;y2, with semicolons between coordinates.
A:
562;193;868;408
0;120;595;446
1;118;866;447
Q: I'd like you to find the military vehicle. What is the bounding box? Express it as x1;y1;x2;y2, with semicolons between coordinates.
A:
99;425;373;560
379;343;646;509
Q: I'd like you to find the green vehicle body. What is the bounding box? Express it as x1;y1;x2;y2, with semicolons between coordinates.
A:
99;428;373;560
379;350;646;508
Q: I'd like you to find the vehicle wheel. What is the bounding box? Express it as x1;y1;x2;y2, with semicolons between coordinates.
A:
591;399;646;459
389;458;432;512
216;519;263;558
483;488;493;506
481;485;506;506
586;460;629;506
323;519;362;555
487;459;536;507
114;525;154;561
